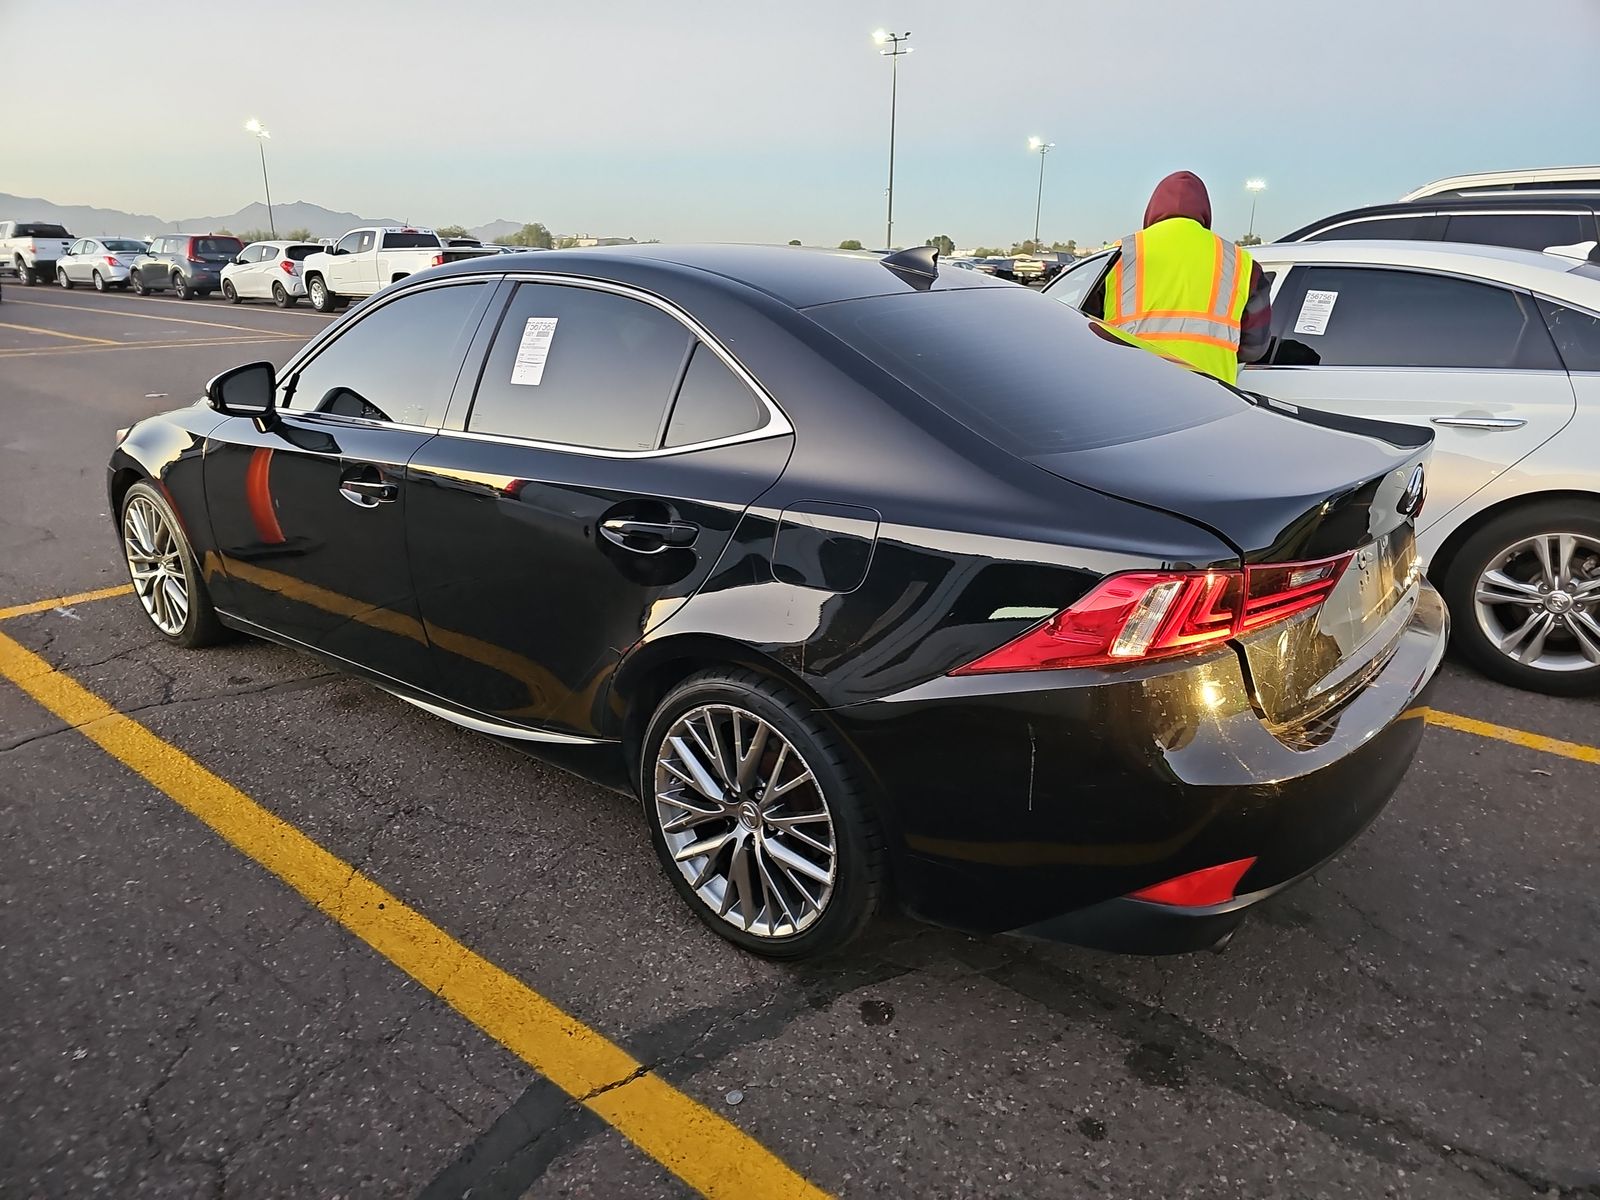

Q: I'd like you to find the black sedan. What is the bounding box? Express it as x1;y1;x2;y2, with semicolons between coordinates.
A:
109;244;1447;959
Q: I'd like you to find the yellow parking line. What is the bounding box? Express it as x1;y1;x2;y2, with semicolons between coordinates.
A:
0;628;827;1200
0;584;134;621
0;320;120;345
3;296;307;337
1419;706;1600;766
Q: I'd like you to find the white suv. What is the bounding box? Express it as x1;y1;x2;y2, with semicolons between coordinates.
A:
220;241;322;307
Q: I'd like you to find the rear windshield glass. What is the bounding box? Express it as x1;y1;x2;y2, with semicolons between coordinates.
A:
18;223;71;238
286;244;321;261
381;232;440;249
808;287;1245;455
194;237;242;256
102;239;147;252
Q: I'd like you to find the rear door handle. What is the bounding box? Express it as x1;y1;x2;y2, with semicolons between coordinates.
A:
1430;416;1526;430
600;518;698;553
338;468;398;507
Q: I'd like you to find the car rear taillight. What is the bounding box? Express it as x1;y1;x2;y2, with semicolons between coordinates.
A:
279;259;296;273
951;554;1352;674
1129;857;1257;907
431;253;446;266
105;255;120;267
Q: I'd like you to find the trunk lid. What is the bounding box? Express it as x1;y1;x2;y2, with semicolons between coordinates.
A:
1029;399;1431;727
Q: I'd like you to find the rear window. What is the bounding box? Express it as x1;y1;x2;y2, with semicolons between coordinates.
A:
381;231;440;249
102;239;147;252
286;244;321;261
808;287;1245;455
194;237;242;256
1442;212;1594;251
18;223;71;238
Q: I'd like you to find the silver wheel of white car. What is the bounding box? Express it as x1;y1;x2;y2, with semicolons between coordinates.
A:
57;267;71;289
222;279;239;303
93;270;108;292
308;276;335;312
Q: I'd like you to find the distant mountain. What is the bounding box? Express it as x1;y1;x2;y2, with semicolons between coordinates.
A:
470;218;527;242
0;193;402;238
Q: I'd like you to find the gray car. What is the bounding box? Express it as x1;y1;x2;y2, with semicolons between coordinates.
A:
129;233;245;299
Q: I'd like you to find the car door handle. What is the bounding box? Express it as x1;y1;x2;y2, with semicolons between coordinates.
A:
338;473;397;506
599;518;698;553
1430;416;1526;430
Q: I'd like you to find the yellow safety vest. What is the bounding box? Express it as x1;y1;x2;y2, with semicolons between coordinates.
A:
1103;217;1252;384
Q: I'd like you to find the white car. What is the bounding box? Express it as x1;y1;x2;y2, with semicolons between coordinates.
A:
1043;240;1600;694
1401;165;1600;201
300;227;496;312
55;237;149;291
220;241;321;307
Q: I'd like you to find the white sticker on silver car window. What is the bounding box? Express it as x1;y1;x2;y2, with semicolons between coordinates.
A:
1293;289;1338;336
510;317;559;385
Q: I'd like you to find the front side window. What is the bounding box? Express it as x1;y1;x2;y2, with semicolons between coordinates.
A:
1537;298;1600;371
1268;267;1560;370
334;232;362;255
466;283;692;450
663;343;766;447
1043;252;1114;313
285;283;489;427
1442;212;1594;251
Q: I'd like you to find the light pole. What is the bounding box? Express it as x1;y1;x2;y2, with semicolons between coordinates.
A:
1028;137;1055;247
1245;178;1266;241
246;119;277;238
872;29;911;250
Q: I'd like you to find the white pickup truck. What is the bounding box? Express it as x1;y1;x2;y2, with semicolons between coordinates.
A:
300;227;495;312
1;220;75;285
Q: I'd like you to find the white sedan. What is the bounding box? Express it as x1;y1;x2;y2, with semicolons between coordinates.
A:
1045;239;1600;695
55;237;149;291
220;240;322;307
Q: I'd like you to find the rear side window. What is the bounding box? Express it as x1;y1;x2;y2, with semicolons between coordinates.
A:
1303;214;1445;242
809;286;1245;456
286;244;320;260
663;343;765;447
103;239;146;253
468;282;692;450
1442;212;1594;251
286;282;489;426
1268;267;1560;370
1537;298;1600;371
381;231;439;249
194;237;242;256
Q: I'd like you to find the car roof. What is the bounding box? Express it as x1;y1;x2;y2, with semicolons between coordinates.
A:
1401;165;1600;201
429;242;1017;308
1250;238;1600;303
1281;195;1600;241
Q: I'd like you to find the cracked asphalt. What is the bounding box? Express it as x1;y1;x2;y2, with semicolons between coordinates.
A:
2;288;1597;1198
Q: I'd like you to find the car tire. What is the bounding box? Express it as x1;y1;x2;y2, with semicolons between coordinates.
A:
272;281;296;308
93;270;108;292
639;668;885;960
119;481;227;649
57;267;73;289
16;258;37;285
173;273;192;299
222;279;240;303
308;276;337;313
129;271;148;295
1440;500;1600;695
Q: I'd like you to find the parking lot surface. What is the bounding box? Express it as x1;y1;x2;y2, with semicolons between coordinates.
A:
2;288;1597;1198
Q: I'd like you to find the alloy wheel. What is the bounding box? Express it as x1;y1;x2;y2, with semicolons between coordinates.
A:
93;271;107;292
653;704;837;938
1473;532;1600;672
123;495;190;637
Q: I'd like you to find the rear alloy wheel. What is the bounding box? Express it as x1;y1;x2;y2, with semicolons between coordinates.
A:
272;281;296;308
1443;502;1600;694
173;273;191;299
93;270;108;292
57;267;72;289
129;271;147;295
641;670;883;959
222;279;240;303
120;482;224;648
16;258;37;285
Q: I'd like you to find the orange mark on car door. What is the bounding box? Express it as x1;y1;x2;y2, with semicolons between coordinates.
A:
245;447;286;545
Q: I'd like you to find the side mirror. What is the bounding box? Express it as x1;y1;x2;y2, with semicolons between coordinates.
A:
206;361;277;421
234;253;247;264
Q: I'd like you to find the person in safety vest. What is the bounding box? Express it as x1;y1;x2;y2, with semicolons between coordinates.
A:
1103;171;1271;384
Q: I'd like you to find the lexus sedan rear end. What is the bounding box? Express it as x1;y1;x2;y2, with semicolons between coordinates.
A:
107;244;1447;959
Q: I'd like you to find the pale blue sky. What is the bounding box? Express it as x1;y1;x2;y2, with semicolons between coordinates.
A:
4;0;1597;246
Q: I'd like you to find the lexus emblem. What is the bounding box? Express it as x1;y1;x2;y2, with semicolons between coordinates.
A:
1398;464;1426;517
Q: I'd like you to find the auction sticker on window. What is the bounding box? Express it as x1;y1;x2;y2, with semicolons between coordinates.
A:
1293;290;1338;336
511;317;559;385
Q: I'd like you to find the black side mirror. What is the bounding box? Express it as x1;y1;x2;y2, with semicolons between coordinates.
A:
207;361;277;422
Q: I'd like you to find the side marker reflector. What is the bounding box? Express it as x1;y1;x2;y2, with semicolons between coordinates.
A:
1129;856;1257;907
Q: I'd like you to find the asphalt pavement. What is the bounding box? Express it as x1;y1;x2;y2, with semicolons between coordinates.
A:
1;284;1596;1199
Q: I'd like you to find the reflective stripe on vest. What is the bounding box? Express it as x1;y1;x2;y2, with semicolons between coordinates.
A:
1103;219;1253;381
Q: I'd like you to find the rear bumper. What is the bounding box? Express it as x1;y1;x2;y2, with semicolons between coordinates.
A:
832;582;1448;951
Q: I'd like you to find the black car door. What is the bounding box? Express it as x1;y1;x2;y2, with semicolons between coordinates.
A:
202;279;497;687
405;278;792;736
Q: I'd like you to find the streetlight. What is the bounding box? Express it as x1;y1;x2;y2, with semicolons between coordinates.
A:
871;29;911;250
1028;136;1055;247
245;119;277;238
1245;178;1266;240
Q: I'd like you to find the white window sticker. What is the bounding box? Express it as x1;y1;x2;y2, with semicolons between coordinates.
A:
1293;289;1339;336
510;317;559;385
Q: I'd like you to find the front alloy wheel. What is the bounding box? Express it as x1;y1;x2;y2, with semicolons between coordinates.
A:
642;670;883;958
120;482;225;648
